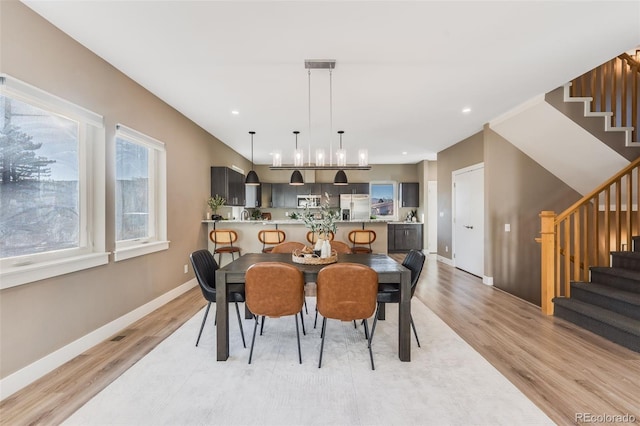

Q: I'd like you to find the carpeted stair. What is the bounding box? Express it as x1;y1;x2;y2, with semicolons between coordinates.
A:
553;242;640;353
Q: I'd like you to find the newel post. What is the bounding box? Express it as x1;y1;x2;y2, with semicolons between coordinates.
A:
540;211;556;315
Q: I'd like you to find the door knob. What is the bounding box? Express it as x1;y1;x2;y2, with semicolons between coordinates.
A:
464;225;473;229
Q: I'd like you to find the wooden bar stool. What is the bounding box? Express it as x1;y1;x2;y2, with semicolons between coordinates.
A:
348;229;376;254
258;229;286;253
209;229;241;264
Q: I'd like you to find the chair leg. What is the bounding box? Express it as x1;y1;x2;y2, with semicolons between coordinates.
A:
260;315;266;335
363;318;375;370
299;311;306;336
410;314;421;348
318;317;327;368
295;314;302;364
196;302;211;347
314;307;319;329
369;303;380;347
234;301;246;348
248;315;259;364
304;298;309;315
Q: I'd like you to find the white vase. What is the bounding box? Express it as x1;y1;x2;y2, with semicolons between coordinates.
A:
321;239;331;258
314;238;324;251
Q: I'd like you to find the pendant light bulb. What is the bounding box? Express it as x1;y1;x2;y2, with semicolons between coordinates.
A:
290;130;304;185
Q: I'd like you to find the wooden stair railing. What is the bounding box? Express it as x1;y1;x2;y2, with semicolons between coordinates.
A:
539;156;640;315
570;50;639;143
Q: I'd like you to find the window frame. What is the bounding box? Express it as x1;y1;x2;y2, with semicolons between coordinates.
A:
113;124;169;262
0;74;108;289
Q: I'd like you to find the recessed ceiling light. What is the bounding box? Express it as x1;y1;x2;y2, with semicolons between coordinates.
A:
231;110;239;115
402;151;407;155
462;107;471;113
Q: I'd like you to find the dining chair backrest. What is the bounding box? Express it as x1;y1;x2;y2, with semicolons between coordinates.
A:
209;229;238;245
317;263;378;321
329;240;353;254
306;231;335;244
402;249;426;297
270;241;306;254
258;230;286;253
245;262;304;317
189;249;219;302
348;229;376;245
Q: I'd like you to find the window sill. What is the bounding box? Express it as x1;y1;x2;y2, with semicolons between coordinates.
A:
0;252;110;290
113;240;170;262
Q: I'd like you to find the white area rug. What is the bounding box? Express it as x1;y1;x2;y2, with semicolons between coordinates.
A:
64;298;553;426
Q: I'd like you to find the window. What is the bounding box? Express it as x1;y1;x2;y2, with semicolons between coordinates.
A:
370;182;397;220
113;124;168;261
0;74;107;289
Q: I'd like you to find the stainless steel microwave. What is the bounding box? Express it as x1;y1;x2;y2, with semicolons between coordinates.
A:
297;194;321;208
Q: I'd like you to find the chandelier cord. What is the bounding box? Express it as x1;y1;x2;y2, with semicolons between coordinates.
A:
307;69;312;167
329;68;333;166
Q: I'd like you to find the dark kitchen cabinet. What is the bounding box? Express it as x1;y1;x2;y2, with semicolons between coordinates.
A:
271;183;298;208
388;223;423;253
321;183;341;207
298;183;321;197
399;182;419;208
211;167;245;206
344;183;369;195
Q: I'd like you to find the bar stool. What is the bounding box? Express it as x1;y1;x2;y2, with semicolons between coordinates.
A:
209;229;241;264
348;229;376;254
306;231;335;245
258;229;286;253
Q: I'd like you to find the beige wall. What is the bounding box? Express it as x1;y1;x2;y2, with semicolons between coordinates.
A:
484;126;579;305
0;1;250;379
436;131;484;259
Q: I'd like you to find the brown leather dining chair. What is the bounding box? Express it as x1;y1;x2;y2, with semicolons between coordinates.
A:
209;229;241;264
270;241;305;254
348;229;376;254
245;262;305;364
269;241;309;316
258;229;286;253
329;240;353;254
316;263;378;370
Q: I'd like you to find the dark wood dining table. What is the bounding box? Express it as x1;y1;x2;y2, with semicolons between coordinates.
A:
215;252;412;361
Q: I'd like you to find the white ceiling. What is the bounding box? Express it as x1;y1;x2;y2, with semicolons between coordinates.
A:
22;1;640;166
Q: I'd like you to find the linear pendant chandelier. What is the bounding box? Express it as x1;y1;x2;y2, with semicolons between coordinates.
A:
270;59;370;172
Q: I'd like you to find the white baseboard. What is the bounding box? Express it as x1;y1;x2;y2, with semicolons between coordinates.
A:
0;278;197;401
437;255;454;266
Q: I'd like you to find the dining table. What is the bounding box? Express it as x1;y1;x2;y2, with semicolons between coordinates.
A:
215;252;412;362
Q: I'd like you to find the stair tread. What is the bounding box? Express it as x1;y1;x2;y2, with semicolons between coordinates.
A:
591;266;640;280
572;281;640;305
553;298;640;336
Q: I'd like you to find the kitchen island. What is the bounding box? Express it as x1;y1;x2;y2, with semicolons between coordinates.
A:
203;219;390;265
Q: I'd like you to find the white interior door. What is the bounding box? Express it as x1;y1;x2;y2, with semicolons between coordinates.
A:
453;165;484;277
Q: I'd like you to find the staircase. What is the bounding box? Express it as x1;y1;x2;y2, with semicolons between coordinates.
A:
553;241;640;352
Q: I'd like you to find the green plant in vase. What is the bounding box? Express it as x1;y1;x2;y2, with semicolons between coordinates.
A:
207;195;225;220
302;193;339;257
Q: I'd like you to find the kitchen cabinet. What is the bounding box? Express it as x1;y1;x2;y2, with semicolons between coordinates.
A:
245;184;262;208
211;167;245;206
388;223;423;253
399;182;419;208
298;183;321;197
321;183;341;207
271;183;298;208
344;183;369;195
260;183;272;208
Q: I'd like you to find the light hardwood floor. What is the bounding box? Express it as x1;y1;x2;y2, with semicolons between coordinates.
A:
1;255;639;425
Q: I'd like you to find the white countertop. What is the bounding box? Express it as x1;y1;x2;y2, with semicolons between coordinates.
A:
202;219;422;225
